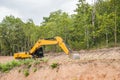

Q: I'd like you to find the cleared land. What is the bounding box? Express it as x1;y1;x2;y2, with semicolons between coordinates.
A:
0;56;13;63
0;47;120;80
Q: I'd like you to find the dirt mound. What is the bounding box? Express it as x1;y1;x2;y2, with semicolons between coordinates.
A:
0;47;120;80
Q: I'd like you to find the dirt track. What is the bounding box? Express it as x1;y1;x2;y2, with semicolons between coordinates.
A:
0;47;120;80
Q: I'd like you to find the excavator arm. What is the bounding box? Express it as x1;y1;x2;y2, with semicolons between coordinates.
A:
29;36;69;55
14;36;70;59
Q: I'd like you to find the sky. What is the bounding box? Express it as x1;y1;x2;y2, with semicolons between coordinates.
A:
0;0;93;25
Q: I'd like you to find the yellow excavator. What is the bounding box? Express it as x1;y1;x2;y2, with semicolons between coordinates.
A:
14;36;80;59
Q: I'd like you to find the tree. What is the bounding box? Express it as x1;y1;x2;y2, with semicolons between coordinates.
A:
0;15;25;55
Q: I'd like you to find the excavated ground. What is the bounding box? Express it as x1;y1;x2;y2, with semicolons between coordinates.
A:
0;47;120;80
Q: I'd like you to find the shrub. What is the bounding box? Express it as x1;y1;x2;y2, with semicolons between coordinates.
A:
0;60;22;72
33;68;37;72
0;63;2;70
23;69;29;77
22;59;34;65
50;62;59;69
18;69;21;73
11;60;21;67
1;63;11;72
27;64;32;69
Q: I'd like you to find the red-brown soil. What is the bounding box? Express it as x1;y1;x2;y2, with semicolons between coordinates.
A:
0;47;120;80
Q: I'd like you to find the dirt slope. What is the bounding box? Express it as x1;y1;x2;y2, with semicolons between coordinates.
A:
0;56;13;63
0;47;120;80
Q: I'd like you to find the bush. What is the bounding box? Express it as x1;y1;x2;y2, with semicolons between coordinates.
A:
11;60;21;67
23;69;29;77
33;68;37;72
0;60;22;72
27;64;32;69
22;59;34;65
0;63;2;70
18;69;21;73
50;62;59;69
0;63;11;72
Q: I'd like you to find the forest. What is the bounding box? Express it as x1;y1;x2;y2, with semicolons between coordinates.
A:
0;0;120;56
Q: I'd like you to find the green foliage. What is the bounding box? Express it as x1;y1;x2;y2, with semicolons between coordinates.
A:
22;59;34;65
27;64;32;69
11;60;21;67
0;59;34;73
0;63;11;72
0;60;21;72
23;69;29;77
33;68;37;72
50;62;59;69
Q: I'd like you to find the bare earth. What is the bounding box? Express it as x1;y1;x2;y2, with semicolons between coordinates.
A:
0;47;120;80
0;56;13;63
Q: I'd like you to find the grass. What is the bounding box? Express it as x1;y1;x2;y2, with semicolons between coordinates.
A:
27;64;32;69
50;62;59;69
23;69;29;77
33;60;41;65
0;60;21;72
33;68;37;72
0;58;50;77
0;63;10;72
22;59;34;65
0;59;34;72
40;57;49;63
0;58;49;73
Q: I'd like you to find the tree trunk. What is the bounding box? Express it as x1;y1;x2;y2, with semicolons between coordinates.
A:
114;9;117;46
92;0;95;46
85;25;89;49
106;32;108;47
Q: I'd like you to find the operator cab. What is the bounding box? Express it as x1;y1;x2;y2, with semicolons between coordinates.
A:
32;47;44;58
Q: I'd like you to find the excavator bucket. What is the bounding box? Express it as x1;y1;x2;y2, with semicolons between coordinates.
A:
69;53;80;59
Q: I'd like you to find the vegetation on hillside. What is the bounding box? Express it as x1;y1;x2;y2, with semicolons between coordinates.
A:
0;57;49;73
